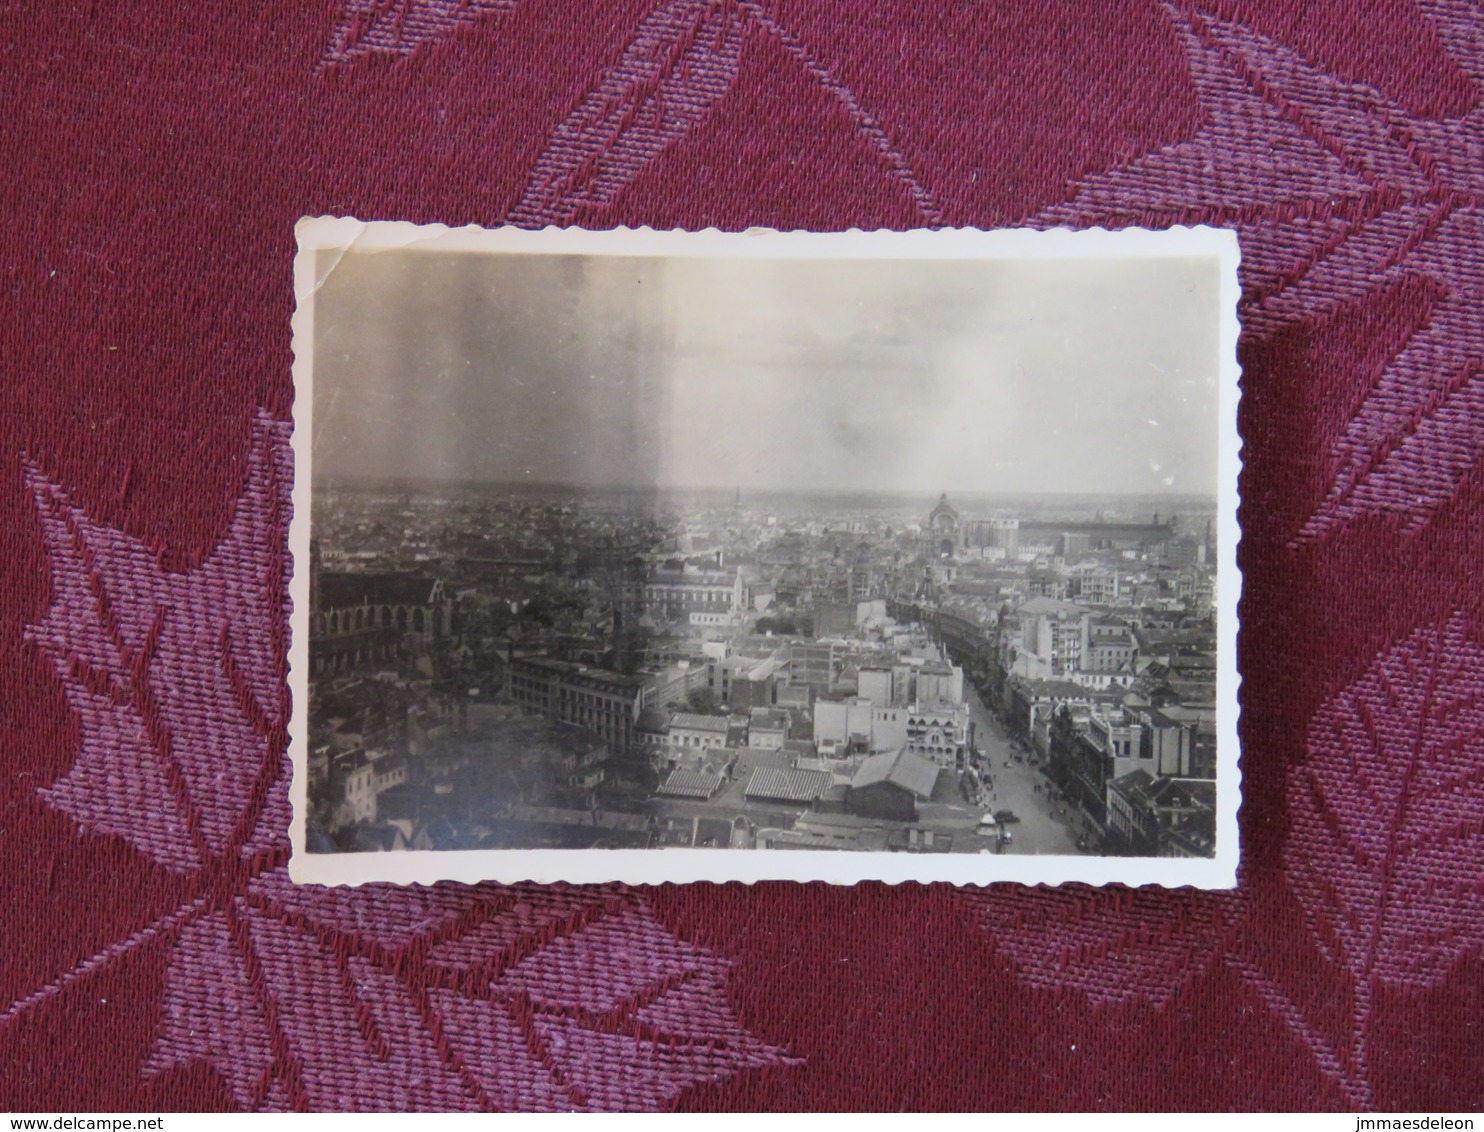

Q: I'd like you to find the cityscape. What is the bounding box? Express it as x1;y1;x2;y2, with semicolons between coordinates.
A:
305;485;1219;858
299;232;1227;862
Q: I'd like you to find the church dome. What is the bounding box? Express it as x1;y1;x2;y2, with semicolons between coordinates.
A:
929;492;959;529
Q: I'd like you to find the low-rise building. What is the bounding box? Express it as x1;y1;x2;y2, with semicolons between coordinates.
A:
747;708;790;750
1082;615;1136;674
657;768;725;800
743;766;833;805
902;702;971;768
337;750;378;826
635;709;671;760
667;712;731;751
640;659;709;712
846;747;941;822
814;696;875;751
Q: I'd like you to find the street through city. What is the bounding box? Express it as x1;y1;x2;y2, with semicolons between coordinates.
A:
963;679;1084;856
635;677;1093;856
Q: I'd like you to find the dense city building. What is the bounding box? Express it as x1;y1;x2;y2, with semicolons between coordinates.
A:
506;655;647;752
307;482;1219;857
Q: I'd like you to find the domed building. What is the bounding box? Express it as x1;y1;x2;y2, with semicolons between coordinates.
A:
928;492;962;557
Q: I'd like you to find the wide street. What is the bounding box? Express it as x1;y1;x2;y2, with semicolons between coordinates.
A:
962;680;1084;856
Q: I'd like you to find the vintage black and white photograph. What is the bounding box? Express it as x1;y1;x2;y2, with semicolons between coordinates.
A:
288;220;1241;887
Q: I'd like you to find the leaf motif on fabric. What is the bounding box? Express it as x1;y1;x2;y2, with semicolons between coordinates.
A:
1037;0;1484;541
25;411;293;871
507;0;939;228
142;913;275;1109
508;0;749;227
1288;613;1484;988
319;0;520;70
474;906;797;1111
146;882;795;1111
318;0;940;227
966;887;1236;1005
16;413;794;1110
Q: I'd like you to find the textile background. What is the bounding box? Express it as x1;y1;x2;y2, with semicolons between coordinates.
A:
3;0;1483;1111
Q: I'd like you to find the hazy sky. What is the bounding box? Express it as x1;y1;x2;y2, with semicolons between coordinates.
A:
311;246;1221;495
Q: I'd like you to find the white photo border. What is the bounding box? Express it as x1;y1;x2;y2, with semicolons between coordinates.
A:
287;218;1244;889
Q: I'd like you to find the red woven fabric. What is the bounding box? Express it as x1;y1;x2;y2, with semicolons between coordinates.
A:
4;0;1484;1111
